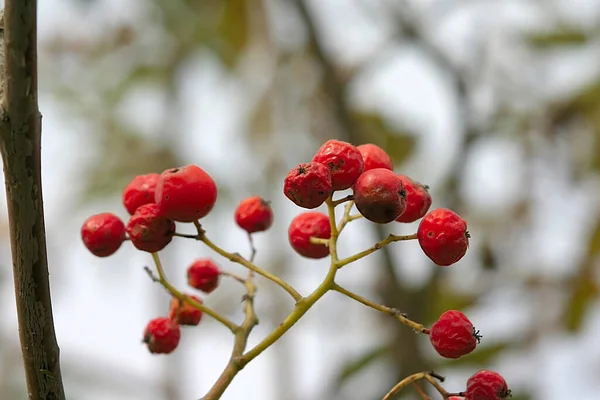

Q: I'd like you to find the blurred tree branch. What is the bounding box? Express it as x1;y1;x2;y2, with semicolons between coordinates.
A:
0;3;65;400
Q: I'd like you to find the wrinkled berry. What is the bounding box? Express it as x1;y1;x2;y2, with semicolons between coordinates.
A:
395;175;432;223
187;259;220;293
353;168;407;223
465;370;511;400
155;164;218;223
288;212;331;259
357;143;393;171
126;204;175;253
235;196;274;233
168;295;204;326
417;208;469;266
122;173;160;215
284;162;332;209
81;212;126;257
430;310;480;359
143;317;181;354
313;139;364;191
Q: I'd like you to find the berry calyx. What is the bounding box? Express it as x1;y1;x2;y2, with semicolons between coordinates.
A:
235;196;274;233
81;212;126;257
417;208;470;266
353;168;407;223
126;204;176;253
122;173;160;215
313;139;364;191
168;295;204;326
288;211;331;259
155;164;218;223
143;317;181;354
187;259;221;293
283;162;332;209
465;370;511;400
430;310;481;359
395;175;432;223
357;143;393;171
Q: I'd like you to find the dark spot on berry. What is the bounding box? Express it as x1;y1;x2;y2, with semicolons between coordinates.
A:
399;188;407;198
164;195;169;200
427;231;434;237
318;191;325;195
168;168;180;173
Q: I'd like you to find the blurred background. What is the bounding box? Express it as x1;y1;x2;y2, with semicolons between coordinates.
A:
0;0;600;399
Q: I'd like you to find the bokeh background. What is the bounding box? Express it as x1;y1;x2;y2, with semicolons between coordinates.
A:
1;0;600;399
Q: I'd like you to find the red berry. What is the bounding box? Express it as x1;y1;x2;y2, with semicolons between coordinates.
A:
283;162;332;209
155;164;218;223
288;212;331;259
448;397;464;400
235;196;274;233
465;370;511;400
313;139;364;191
143;317;181;354
122;173;160;215
395;175;432;223
126;204;175;253
353;168;407;223
357;143;393;171
417;208;469;266
168;295;203;326
81;213;126;257
430;310;480;359
187;259;220;293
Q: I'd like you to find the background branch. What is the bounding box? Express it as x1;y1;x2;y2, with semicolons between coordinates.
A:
0;3;65;399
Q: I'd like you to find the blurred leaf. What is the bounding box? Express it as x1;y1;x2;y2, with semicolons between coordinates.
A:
427;279;478;323
439;342;510;367
523;27;588;48
563;265;598;332
352;112;416;166
334;345;389;389
214;0;249;68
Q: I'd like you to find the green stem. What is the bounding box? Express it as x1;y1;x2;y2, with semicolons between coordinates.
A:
336;233;417;269
150;253;238;332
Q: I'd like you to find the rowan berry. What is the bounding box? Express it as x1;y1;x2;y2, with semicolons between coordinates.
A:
187;259;221;293
235;196;274;233
155;164;218;223
448;397;464;400
357;143;393;171
353;168;407;223
288;212;331;259
395;175;432;223
283;162;332;209
168;295;203;326
465;370;511;400
143;317;181;354
126;204;175;253
417;208;469;266
122;173;160;215
313;139;364;191
430;310;480;359
81;212;126;257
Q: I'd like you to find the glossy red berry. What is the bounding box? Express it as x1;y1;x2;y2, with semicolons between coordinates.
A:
283;162;332;209
313;139;364;191
353;168;407;223
143;317;181;354
417;208;469;266
155;164;218;223
168;295;203;326
288;212;331;259
235;196;274;233
81;213;126;257
465;370;511;400
122;173;160;215
395;175;432;223
187;259;220;293
126;204;175;253
430;310;480;359
357;143;393;171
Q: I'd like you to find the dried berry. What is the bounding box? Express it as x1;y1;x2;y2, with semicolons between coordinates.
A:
187;259;221;294
465;370;511;400
168;295;203;326
430;310;480;359
417;208;469;266
143;317;181;354
126;204;175;253
235;196;274;233
81;212;126;257
357;143;393;171
288;212;331;258
395;175;432;223
122;173;160;215
284;162;332;209
313;139;364;191
353;168;407;223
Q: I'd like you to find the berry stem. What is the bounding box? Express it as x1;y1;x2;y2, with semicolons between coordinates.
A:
325;195;340;263
246;232;257;263
336;233;418;269
147;253;238;332
219;271;246;284
331;194;353;207
309;237;330;246
190;222;303;302
382;371;449;400
336;200;359;232
331;283;430;334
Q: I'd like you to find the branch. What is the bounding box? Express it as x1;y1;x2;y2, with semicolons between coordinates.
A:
0;4;66;400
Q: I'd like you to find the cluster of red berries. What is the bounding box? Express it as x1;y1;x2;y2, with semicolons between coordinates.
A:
80;165;274;354
284;139;470;265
